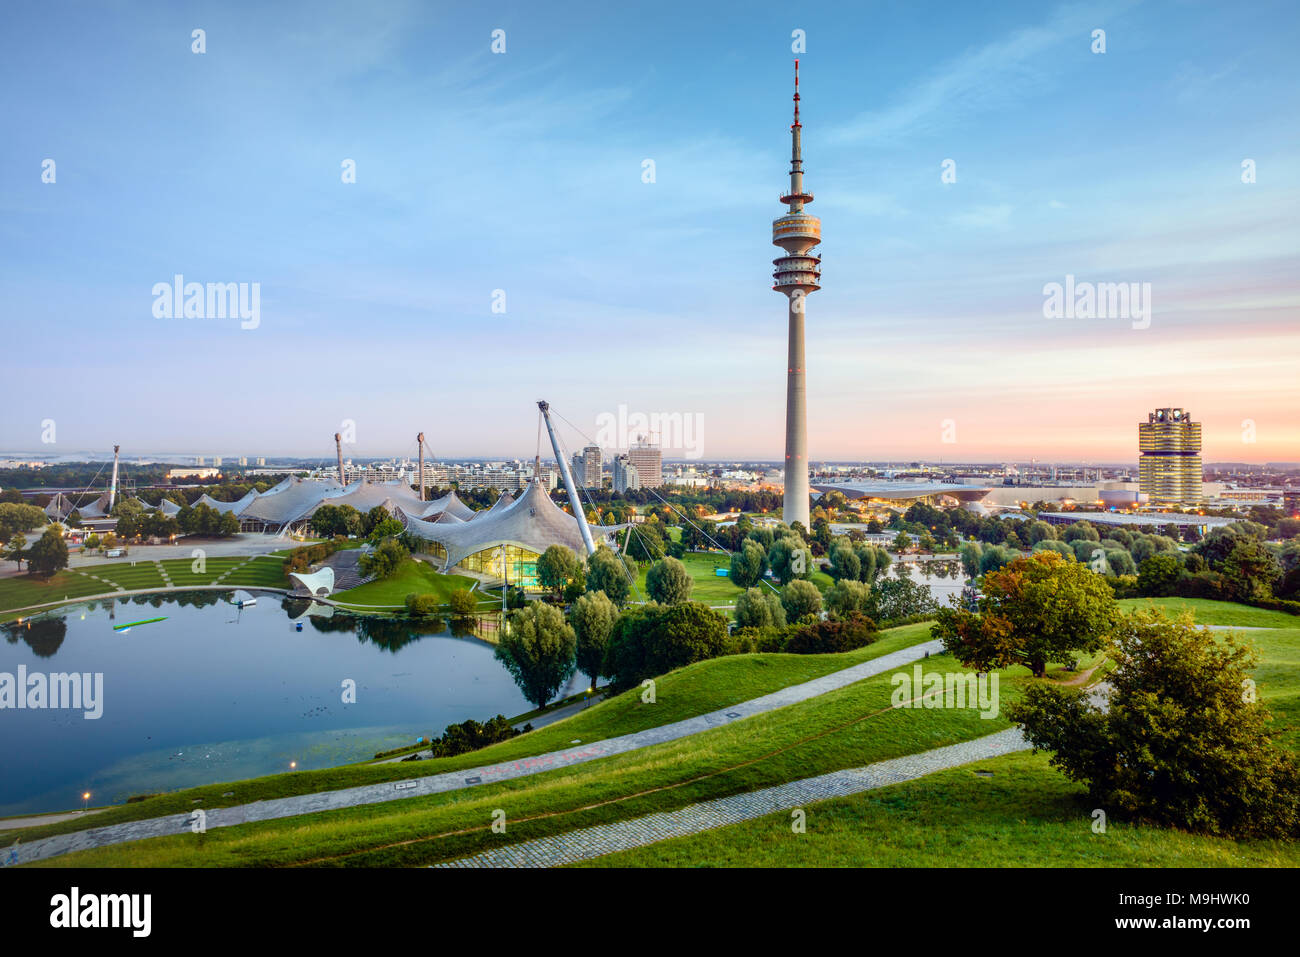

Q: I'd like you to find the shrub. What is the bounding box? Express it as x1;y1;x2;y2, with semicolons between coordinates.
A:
602;601;728;691
734;587;785;629
646;556;693;604
447;588;477;617
783;613;877;654
781;579;823;621
1008;610;1300;838
404;593;441;617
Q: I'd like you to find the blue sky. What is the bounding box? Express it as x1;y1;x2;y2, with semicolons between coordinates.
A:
2;0;1297;463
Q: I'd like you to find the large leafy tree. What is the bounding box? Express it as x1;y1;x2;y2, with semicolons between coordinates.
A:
1008;611;1300;838
781;579;823;622
602;601;728;691
496;602;577;709
646;556;693;604
733;586;785;629
570;589;618;687
1218;539;1282;602
828;543;860;582
933;551;1118;677
26;527;69;577
728;540;767;588
585;546;634;606
767;536;810;585
536;544;582;601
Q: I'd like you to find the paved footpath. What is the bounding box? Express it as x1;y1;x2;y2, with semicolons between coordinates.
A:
437;728;1031;868
5;639;944;866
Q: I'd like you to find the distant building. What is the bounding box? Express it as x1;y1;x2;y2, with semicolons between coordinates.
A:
581;445;603;488
614;454;642;493
168;467;221;480
255;457;266;466
1139;408;1202;505
626;437;662;489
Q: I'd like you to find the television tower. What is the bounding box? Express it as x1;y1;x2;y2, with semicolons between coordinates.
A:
772;59;821;529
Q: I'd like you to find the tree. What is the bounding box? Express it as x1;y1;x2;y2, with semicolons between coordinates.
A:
828;544;861;582
602;601;728;691
570;590;618;687
537;544;582;601
1103;548;1137;577
1007;611;1300;838
854;544;878;583
958;541;983;579
1136;553;1182;596
0;502;47;539
768;536;810;585
933;551;1119;677
496;602;577;709
728;540;767;588
26;527;69;578
1061;521;1099;543
892;530;911;554
6;532;26;571
734;586;785;629
870;576;937;621
359;538;408;579
1219;539;1282;602
367;516;403;544
447;588;477;617
781;579;823;622
586;547;633;605
646;556;693;604
626;518;667;562
825;578;871;618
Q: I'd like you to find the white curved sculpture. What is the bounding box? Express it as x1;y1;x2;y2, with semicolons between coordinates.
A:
289;566;335;597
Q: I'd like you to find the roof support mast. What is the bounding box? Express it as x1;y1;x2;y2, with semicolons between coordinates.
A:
108;445;120;510
537;400;597;556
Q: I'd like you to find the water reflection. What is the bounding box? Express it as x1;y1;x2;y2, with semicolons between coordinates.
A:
0;592;527;815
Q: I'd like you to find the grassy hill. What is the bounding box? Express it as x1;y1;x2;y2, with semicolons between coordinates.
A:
11;598;1297;868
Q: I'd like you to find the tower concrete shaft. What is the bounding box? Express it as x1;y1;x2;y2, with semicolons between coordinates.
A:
417;432;425;502
772;59;821;530
334;433;345;485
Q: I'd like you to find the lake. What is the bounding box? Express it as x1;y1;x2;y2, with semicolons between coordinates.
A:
0;592;531;817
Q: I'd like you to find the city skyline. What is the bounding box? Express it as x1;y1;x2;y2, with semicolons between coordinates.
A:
3;1;1298;463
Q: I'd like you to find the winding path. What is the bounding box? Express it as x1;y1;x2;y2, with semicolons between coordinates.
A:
436;728;1031;868
5;639;944;866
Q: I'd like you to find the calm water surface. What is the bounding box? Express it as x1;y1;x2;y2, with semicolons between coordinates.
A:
0;592;528;816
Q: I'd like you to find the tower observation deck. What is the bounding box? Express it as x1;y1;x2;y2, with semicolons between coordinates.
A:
773;59;820;529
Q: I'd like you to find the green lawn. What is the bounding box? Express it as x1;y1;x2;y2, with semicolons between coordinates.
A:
0;570;105;614
28;644;1032;866
580;749;1300;868
5;622;935;849
12;597;1296;868
1117;596;1300;629
1;553;294;616
636;551;744;605
331;559;488;609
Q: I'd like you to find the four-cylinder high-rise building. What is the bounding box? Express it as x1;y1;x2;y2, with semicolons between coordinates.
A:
772;59;821;530
1139;407;1203;505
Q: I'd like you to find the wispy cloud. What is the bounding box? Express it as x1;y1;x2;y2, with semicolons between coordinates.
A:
828;3;1122;144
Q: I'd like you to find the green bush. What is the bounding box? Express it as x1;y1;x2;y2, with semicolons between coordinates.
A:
783;613;877;655
602;601;728;691
447;588;477;617
404;593;441;618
